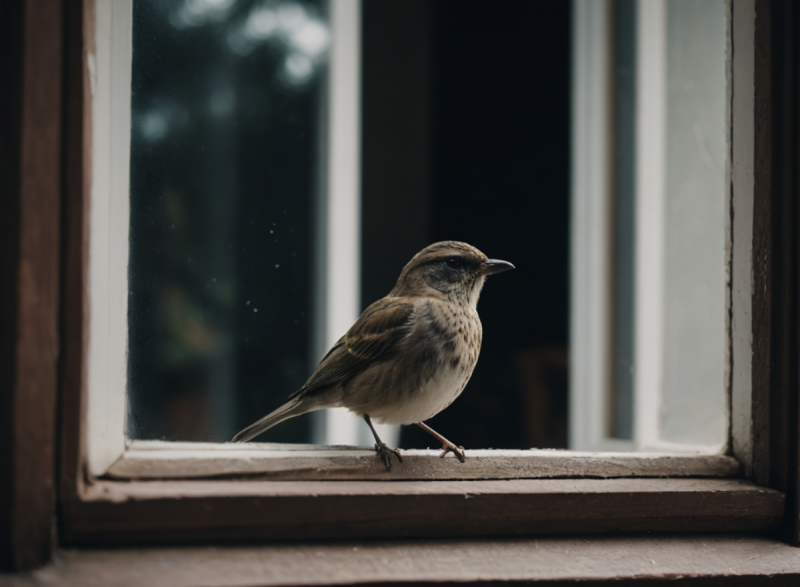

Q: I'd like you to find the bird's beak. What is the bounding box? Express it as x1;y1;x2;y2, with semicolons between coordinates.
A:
482;259;515;276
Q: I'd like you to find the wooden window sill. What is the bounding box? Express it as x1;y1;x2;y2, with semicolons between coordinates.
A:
64;476;783;546
66;444;782;546
8;534;800;585
108;441;741;481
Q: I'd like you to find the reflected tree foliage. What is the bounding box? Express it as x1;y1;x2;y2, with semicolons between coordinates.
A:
127;0;327;442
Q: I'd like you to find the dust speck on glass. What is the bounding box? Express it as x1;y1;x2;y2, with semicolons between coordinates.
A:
127;0;327;442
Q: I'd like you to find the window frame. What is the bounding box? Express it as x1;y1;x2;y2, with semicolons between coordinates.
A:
0;0;793;570
83;0;740;481
0;0;64;571
83;0;734;479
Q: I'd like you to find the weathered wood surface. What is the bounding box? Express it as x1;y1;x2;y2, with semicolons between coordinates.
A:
6;534;800;586
747;0;800;545
0;0;64;572
751;0;774;490
107;441;742;481
63;478;783;545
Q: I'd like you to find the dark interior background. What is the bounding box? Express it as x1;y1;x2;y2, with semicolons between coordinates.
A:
363;0;571;450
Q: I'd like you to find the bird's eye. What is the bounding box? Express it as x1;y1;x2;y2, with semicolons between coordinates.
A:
445;257;463;269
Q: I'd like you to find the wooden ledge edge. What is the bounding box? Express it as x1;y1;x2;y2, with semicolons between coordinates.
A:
106;446;741;481
79;477;784;501
62;479;784;545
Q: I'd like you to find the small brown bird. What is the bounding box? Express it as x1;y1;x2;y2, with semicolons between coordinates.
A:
232;241;514;470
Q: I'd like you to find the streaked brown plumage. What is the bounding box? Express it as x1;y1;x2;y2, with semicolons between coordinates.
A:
231;241;514;470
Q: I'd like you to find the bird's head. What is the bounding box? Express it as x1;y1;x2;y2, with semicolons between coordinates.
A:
390;241;514;307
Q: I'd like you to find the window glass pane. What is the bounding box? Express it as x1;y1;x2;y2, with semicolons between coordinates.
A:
660;0;727;445
122;0;726;452
571;0;728;451
127;0;328;442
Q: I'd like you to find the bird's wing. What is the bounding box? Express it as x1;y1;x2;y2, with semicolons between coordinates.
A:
297;299;414;396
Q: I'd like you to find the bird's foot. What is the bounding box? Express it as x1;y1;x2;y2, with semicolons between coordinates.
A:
374;442;403;471
439;442;466;463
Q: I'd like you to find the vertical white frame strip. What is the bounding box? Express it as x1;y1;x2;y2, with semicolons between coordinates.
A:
569;0;615;451
321;0;364;446
87;0;133;476
633;0;667;451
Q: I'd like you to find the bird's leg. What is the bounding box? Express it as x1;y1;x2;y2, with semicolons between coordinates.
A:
364;414;402;471
416;422;466;463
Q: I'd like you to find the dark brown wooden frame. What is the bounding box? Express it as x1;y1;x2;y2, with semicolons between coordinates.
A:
750;0;800;545
52;0;793;549
2;0;800;575
0;0;64;572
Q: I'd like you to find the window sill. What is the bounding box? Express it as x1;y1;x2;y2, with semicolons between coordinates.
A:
64;476;783;546
9;534;800;585
107;441;741;481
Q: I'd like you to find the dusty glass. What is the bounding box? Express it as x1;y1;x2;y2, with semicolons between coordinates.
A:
127;0;328;443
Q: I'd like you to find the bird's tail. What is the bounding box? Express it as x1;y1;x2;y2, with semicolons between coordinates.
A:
231;395;312;443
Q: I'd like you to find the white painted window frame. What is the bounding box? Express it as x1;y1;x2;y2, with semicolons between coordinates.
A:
632;0;668;452
569;0;619;453
85;0;755;479
86;0;133;476
569;0;736;454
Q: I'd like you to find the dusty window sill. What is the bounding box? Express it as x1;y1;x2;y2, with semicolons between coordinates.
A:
62;444;783;546
107;441;741;481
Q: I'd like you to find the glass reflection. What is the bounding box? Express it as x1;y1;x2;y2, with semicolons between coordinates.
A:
127;0;327;443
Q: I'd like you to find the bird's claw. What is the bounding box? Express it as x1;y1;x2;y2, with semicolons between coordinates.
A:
439;443;466;463
375;442;402;471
